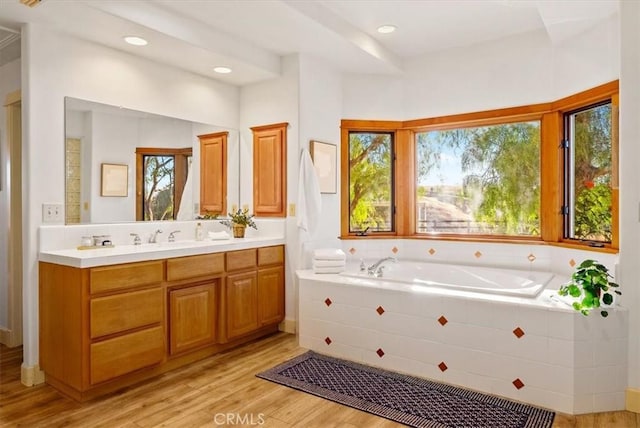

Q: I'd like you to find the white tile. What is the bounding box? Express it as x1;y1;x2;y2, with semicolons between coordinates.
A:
574;340;595;368
547;337;574;367
574;368;595;394
592;392;626;412
592;365;627;394
573;393;595;414
547;310;575;340
594;338;627;366
514;305;550;338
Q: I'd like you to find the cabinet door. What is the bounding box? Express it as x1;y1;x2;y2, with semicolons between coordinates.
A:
251;122;287;217
199;131;228;215
258;266;284;326
169;283;218;355
226;272;258;340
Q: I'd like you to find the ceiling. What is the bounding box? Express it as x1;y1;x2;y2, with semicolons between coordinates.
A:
0;0;619;86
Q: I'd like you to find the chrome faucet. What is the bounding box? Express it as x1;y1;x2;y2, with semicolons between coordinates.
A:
168;230;181;242
149;229;162;243
130;233;141;245
368;256;397;277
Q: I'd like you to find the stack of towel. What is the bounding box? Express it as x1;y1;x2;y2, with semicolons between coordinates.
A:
312;248;346;274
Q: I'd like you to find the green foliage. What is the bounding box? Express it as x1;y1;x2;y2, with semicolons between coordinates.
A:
144;155;175;221
220;208;257;230
348;133;392;232
574;183;612;241
571;105;612;242
557;259;620;317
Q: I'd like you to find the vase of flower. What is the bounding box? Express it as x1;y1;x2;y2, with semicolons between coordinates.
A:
220;208;258;238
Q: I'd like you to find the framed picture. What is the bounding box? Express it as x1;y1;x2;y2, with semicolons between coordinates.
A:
101;163;128;197
310;140;337;194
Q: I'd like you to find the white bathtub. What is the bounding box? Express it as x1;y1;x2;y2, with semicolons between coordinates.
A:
341;260;554;297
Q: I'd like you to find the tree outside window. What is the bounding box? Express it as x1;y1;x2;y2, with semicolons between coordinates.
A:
415;121;540;236
348;132;393;233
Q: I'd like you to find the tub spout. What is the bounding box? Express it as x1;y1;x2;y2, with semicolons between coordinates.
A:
368;256;397;277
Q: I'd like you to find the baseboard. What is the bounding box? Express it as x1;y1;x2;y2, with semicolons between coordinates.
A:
626;388;640;413
21;363;45;387
279;318;297;334
0;328;9;346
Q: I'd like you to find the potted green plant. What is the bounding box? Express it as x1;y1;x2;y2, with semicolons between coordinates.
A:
558;259;621;317
220;208;257;238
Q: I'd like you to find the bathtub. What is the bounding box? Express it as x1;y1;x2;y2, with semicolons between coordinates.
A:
297;263;628;415
341;260;554;298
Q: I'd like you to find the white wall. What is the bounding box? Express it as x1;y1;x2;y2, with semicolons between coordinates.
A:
297;54;343;267
239;54;299;325
21;24;240;367
619;0;640;393
0;58;21;330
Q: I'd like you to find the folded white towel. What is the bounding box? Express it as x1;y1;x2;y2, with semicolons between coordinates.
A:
297;148;322;236
312;259;346;268
208;231;231;240
313;266;345;274
313;248;346;261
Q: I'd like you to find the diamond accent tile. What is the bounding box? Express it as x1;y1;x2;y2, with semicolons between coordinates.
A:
474;251;482;258
349;247;357;255
376;306;385;315
513;327;525;339
391;246;398;254
324;298;332;307
376;348;385;358
325;337;332;345
527;253;536;262
438;315;448;326
428;248;436;255
438;362;448;372
569;259;576;267
513;378;525;390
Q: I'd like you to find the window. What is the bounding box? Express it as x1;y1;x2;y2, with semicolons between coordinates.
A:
563;101;613;243
416;121;540;236
135;147;192;221
340;81;618;251
348;131;394;233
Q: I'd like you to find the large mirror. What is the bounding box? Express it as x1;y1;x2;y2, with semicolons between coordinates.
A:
64;97;240;224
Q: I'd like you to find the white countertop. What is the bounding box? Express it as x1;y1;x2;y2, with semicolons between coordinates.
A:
39;236;285;268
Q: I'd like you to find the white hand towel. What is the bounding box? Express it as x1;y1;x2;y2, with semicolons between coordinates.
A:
312;259;346;268
313;248;346;261
297;148;322;236
208;231;231;240
313;266;345;274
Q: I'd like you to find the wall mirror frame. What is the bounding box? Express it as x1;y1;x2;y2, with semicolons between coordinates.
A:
64;97;240;224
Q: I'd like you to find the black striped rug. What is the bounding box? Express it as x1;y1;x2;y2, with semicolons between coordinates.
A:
257;351;555;428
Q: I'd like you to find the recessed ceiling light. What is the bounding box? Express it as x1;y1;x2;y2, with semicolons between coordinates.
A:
213;66;232;74
377;25;397;34
124;36;148;46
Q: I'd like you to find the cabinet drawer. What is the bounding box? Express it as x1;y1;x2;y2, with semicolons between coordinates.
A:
90;326;164;385
90;288;163;339
258;246;284;266
90;261;163;295
167;253;224;281
226;249;257;272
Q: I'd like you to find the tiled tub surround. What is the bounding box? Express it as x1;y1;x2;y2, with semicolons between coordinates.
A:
297;266;628;415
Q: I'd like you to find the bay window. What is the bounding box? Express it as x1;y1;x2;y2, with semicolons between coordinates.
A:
340;81;619;251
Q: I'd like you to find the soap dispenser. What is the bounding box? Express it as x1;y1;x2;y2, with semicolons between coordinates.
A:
195;222;204;241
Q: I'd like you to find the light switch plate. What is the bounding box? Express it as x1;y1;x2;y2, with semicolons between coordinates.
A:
42;203;63;223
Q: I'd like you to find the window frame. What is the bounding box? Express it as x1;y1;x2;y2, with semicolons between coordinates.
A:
135;147;192;221
340;81;619;252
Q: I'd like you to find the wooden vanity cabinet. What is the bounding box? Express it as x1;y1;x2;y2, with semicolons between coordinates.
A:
39;260;165;398
39;244;284;401
225;245;284;341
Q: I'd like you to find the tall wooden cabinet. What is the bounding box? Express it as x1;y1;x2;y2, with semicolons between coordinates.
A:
251;123;287;217
199;131;228;215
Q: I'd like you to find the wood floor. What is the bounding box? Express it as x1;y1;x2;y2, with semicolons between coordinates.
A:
0;332;638;427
